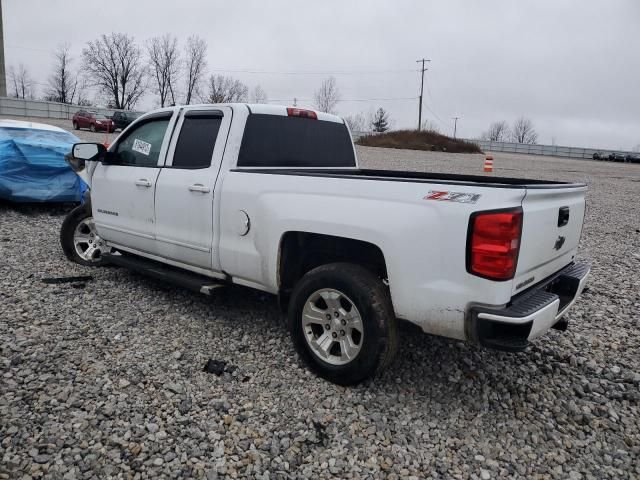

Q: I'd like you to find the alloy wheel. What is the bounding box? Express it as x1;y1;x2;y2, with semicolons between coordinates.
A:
73;217;111;262
301;288;364;365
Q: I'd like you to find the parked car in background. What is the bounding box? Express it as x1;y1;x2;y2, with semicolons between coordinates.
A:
111;111;142;131
625;153;639;163
72;110;115;133
592;152;603;160
608;152;626;162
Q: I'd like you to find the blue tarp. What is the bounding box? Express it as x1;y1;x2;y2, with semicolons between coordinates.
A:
0;126;87;202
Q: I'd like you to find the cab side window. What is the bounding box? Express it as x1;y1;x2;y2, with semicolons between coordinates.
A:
114;117;170;167
172;113;222;169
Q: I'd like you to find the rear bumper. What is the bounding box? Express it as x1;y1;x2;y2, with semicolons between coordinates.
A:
468;262;590;351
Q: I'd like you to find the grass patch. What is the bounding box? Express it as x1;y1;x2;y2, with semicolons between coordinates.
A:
357;129;482;154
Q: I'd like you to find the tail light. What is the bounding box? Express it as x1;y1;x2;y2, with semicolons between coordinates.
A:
467;207;523;281
287;107;317;119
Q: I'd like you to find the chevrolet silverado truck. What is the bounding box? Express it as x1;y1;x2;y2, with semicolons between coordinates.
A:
61;104;590;385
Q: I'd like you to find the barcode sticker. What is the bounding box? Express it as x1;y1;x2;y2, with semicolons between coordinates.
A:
132;139;151;156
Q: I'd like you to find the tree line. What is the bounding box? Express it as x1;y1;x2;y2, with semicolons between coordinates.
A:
8;40;393;134
7;33;269;110
481;118;538;144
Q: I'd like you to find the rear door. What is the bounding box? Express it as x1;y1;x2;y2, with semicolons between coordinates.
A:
513;185;587;293
154;107;231;269
91;111;175;254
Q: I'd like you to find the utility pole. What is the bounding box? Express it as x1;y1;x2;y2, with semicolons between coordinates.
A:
452;116;460;139
0;0;6;97
293;97;297;107
416;58;430;131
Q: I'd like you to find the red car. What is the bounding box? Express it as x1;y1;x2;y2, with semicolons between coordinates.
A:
72;110;115;133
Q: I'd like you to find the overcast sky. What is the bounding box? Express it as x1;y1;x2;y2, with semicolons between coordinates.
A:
4;0;640;149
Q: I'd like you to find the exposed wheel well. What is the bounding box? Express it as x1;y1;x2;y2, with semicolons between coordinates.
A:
278;232;387;309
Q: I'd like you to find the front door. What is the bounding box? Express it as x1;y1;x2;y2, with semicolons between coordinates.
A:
154;107;231;269
91;112;175;254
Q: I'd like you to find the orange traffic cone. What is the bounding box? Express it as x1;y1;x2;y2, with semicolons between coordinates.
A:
484;155;493;172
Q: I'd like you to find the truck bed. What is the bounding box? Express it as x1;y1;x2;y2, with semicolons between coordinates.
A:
231;168;587;189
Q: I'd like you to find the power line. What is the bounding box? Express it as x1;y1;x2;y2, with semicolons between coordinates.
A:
424;104;453;129
209;68;417;76
268;96;416;103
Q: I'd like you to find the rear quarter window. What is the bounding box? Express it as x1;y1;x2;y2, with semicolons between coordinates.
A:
238;114;355;168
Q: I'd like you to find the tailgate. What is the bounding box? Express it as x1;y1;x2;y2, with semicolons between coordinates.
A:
513;185;587;294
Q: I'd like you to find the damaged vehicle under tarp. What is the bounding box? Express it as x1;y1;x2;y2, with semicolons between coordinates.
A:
0;119;87;202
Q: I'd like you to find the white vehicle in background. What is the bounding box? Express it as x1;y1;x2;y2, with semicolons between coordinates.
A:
62;104;590;385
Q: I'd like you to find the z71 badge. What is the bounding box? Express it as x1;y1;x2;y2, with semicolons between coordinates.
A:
424;190;481;204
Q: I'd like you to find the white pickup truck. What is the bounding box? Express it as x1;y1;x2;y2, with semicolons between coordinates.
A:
62;104;590;385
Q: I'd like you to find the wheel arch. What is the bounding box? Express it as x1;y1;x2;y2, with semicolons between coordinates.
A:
277;231;389;310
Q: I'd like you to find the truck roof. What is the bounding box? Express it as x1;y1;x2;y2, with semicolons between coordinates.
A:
144;104;345;124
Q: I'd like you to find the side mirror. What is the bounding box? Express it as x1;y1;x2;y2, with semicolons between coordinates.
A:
72;143;106;161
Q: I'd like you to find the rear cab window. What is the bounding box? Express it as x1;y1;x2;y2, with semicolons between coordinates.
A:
238;114;355;168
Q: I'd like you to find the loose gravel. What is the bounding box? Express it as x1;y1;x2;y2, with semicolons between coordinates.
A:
1;140;639;479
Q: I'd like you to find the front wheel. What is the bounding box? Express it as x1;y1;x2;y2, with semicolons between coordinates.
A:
288;263;398;385
60;205;112;266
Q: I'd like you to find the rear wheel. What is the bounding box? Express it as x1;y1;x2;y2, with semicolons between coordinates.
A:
60;205;112;266
90;123;96;132
72;121;79;130
288;263;397;385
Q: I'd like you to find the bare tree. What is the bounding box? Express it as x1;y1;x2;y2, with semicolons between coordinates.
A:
44;44;82;104
74;77;93;106
344;113;367;132
203;75;248;103
481;120;510;142
8;64;35;99
147;34;180;107
633;143;640;153
250;85;268;104
82;33;147;110
371;108;390;133
511;117;538;144
313;76;340;114
183;35;207;105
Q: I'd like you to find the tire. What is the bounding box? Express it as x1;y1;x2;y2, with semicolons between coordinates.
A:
73;121;79;130
60;205;111;267
90;124;96;132
288;262;398;385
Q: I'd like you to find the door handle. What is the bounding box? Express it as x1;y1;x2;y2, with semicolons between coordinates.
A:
188;184;211;193
135;179;152;187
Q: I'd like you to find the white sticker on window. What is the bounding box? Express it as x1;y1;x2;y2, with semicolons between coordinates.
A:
132;139;151;156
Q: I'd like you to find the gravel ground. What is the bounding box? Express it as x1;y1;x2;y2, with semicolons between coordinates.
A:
1;136;639;479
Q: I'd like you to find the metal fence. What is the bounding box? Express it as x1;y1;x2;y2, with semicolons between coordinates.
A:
468;139;633;160
0;96;142;121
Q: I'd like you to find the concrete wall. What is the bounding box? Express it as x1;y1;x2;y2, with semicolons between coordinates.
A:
0;96;142;120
